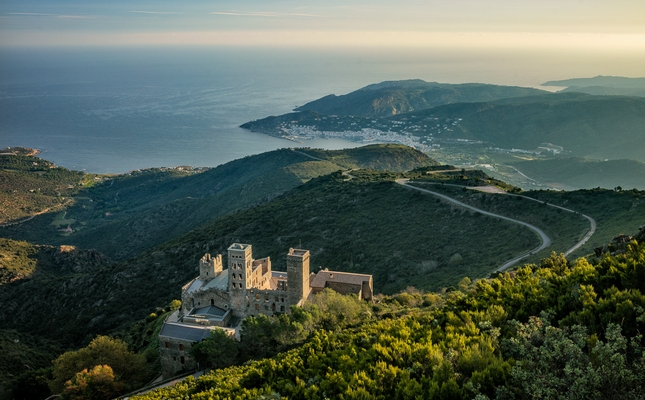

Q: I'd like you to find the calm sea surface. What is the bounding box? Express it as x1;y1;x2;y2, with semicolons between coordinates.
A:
0;46;618;173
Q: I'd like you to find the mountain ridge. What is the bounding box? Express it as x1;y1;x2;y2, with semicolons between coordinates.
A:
294;80;547;118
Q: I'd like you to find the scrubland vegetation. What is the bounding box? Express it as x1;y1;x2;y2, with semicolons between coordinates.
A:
133;237;645;399
2;145;644;399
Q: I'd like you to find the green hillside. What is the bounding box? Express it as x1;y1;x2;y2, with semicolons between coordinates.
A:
542;75;645;89
558;86;645;97
401;93;645;162
1;145;434;260
2;157;644;399
134;231;645;400
511;157;645;190
294;80;546;117
242;92;645;164
411;183;645;261
2;146;644;399
3;164;641;349
0;329;62;399
0;151;95;225
0;169;564;346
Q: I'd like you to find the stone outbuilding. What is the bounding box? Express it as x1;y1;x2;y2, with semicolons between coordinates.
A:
310;269;373;300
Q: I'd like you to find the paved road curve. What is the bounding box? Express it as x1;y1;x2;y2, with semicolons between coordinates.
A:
505;193;597;257
395;179;552;272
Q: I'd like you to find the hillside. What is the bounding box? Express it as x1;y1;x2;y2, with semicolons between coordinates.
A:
558;86;645;97
2;161;644;399
409;183;645;260
398;93;645;162
541;76;645;97
0;329;62;399
1;145;434;260
542;76;645;89
242;93;645;164
0;151;94;225
3;165;641;348
134;230;645;400
293;80;546;117
511;157;645;190
0;169;585;346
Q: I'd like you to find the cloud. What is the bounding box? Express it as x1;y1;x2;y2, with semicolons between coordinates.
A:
130;11;183;15
211;11;322;18
5;12;92;19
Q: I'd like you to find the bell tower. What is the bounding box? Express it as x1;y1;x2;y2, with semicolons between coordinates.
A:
287;248;310;306
199;253;222;281
227;243;253;313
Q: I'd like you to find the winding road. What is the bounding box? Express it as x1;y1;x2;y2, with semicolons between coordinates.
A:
286;148;597;272
395;179;596;272
504;193;597;257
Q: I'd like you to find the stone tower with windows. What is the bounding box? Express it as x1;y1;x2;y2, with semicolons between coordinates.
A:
287;248;310;306
227;243;253;314
160;242;374;379
199;253;223;280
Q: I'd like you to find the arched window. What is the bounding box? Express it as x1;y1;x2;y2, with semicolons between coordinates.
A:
180;356;185;364
271;303;276;311
179;344;184;351
210;299;214;306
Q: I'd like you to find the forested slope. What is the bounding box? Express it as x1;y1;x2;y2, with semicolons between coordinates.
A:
2;144;434;260
135;228;645;400
0;171;547;347
404;94;645;162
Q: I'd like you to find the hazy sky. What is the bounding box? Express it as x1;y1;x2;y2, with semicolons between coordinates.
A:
1;0;644;50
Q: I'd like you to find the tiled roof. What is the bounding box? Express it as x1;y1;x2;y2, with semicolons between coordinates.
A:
310;270;372;288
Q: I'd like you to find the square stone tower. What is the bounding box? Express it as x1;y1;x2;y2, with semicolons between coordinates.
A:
199;253;223;281
287;248;310;306
228;243;253;314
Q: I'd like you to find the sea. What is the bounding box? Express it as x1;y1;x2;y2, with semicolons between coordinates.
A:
0;46;632;173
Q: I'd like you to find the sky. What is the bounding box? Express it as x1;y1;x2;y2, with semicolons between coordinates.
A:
1;0;644;51
0;0;644;83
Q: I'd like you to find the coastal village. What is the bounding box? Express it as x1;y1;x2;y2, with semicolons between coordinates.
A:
159;243;373;378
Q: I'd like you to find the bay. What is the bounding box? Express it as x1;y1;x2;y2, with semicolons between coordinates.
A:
1;45;634;173
0;47;367;173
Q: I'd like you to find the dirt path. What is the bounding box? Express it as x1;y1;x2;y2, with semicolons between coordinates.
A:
290;148;326;162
